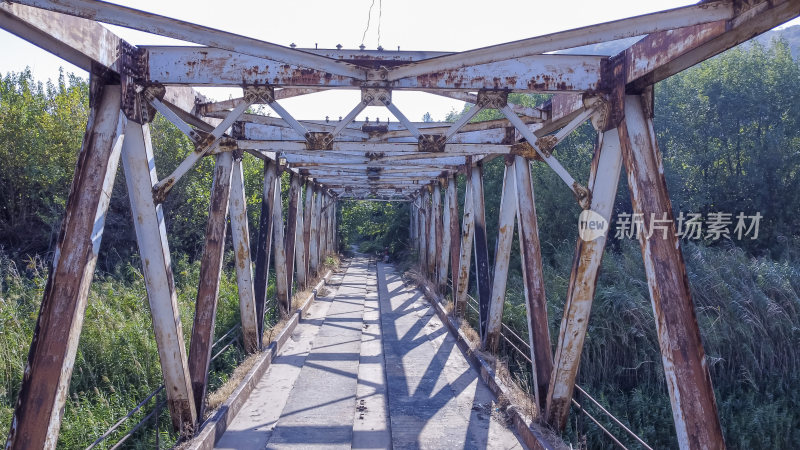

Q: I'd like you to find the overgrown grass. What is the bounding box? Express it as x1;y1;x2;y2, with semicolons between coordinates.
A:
0;251;277;448
489;240;800;448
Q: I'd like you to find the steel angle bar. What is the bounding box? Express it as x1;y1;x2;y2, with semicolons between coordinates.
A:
444;104;484;141
152;98;252;203
500;104;588;206
384;1;735;80
268;100;310;140
382;98;423;140
144;90;202;141
12;0;366;79
332;100;368;138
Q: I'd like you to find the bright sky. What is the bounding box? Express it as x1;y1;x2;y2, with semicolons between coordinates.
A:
2;0;798;120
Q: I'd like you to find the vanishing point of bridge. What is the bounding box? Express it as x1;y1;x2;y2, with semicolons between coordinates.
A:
3;0;799;448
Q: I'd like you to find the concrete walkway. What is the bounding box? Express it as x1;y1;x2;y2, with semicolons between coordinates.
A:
215;256;524;450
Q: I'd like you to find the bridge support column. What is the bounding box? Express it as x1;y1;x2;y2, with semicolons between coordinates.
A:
546;127;622;429
514;155;553;410
437;178;452;292
272;166;290;315
319;193;328;259
470;163;492;339
619;94;724;449
6;81;125;449
294;180;308;289
309;185;321;277
446;175;461;301
188;151;233;419
455;172;474;316
230;154;259;354
428;184;440;279
121;117;197;436
254;159;277;346
284;174;301;299
484;159;517;354
303;182;312;280
419;189;428;273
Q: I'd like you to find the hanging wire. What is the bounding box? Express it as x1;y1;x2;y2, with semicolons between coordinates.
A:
361;0;376;47
377;0;382;48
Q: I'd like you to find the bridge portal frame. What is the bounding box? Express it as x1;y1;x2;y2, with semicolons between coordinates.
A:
2;0;798;448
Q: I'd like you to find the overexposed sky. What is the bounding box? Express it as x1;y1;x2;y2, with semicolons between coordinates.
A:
2;0;798;120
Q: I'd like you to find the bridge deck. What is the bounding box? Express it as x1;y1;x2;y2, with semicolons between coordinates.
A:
215;256;524;449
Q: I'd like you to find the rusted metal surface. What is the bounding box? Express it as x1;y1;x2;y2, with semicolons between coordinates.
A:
303;182;313;278
284;174;301;300
229;155;259;354
253;159;277;344
447;175;461;300
294;180;308;289
546;128;623;429
385;1;734;81
455;172;475;316
470;164;492;339
5;81;124;450
187;151;233;419
272;165;290;315
437;180;451;292
432;183;443;287
419;190;428;273
619;94;724;449
484;161;517;354
120;119;197;437
621;0;800;93
308;185;322;276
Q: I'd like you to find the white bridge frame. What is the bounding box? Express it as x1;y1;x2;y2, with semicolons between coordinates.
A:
2;0;798;448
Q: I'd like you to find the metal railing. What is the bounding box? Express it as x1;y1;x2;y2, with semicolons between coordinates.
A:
460;292;652;450
86;322;246;449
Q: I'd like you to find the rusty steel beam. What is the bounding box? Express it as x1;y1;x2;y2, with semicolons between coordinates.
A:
455;172;475;316
11;0;366;79
484;160;517;353
0;1;123;73
271;166;290;315
294;180;308;289
188;151;233;419
121;119;197;436
303;182;313;279
419;189;428;273
546;127;623;429
514;155;554;410
470;163;492;339
447;175;461;301
284;173;301;300
621;0;800;92
253;159;277;345
385;1;735;80
309;185;322;277
5;81;124;449
437;179;451;292
619;94;724;449
229;155;259;354
146;46;602;92
430;183;442;281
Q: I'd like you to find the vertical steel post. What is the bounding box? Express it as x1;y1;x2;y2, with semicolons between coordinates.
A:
229;154;259;354
121;118;197;436
188;151;233;419
484;160;517;353
272;167;290;314
455;173;475;316
419;189;428;273
284;174;301;299
294;180;308;289
303;182;312;279
514;155;554;409
438;179;452;291
6;81;125;449
428;184;440;279
253;159;277;345
309;185;321;276
618;94;724;449
447;175;461;301
546;128;622;428
471;163;492;339
319;193;328;259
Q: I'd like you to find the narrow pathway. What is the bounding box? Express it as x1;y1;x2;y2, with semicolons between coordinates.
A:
215;256;523;449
